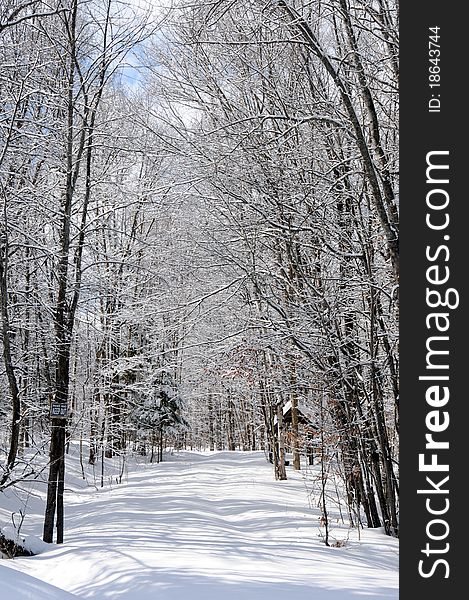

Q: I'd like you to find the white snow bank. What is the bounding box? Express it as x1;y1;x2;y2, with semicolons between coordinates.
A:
0;564;78;599
1;525;51;555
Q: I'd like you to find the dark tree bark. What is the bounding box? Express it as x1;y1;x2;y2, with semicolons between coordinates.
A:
0;229;21;486
276;403;287;481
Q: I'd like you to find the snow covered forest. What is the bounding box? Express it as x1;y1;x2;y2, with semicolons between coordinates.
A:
0;0;399;596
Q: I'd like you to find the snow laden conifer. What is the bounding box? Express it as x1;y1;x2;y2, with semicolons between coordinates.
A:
131;369;187;463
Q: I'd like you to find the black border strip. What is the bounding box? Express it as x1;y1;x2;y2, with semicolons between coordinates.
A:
401;3;466;596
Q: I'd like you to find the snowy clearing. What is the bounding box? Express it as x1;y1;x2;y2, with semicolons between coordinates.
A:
1;450;398;599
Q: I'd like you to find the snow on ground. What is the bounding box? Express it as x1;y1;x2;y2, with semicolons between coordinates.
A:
0;564;78;599
1;448;398;599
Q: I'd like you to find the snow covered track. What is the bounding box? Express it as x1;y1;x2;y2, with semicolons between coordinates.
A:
2;451;398;599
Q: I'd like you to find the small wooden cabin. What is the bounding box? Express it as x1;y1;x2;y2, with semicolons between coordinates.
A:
275;401;318;465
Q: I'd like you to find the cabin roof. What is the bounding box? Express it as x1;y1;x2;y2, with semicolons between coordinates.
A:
274;400;316;426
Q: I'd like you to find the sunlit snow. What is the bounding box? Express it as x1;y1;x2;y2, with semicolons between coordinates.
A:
1;449;398;599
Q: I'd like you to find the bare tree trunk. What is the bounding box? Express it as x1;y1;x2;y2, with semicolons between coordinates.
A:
43;422;61;542
227;398;235;451
291;394;301;470
56;441;65;544
319;394;330;546
216;406;223;450
0;229;21;486
208;393;215;451
79;432;86;479
150;430;155;463
43;0;78;543
276;403;287;480
88;396;99;465
159;426;163;462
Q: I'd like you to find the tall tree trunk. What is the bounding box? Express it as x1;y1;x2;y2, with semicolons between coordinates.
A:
208;393;215;451
43;423;61;541
291;394;301;470
227;398;235;450
0;230;21;486
276;403;287;480
43;0;78;544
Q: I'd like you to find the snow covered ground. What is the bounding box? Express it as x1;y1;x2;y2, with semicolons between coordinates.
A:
0;449;398;599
